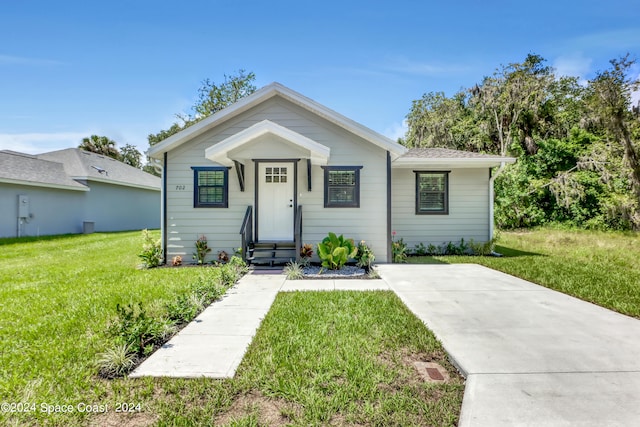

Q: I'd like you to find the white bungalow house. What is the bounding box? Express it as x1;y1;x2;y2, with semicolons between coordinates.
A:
147;82;515;264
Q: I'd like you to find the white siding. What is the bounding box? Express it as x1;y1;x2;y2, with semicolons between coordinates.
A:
164;97;389;262
391;168;490;249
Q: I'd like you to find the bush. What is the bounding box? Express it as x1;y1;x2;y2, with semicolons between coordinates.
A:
138;229;163;268
193;235;212;264
317;232;357;270
354;240;375;270
107;302;175;356
166;293;207;324
391;233;408;263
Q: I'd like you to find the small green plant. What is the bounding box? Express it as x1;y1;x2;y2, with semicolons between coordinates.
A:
165;293;206;325
442;238;470;255
414;242;427;256
108;302;175;356
193;235;212;264
284;261;304;280
391;232;408;263
427;243;439;255
354;240;375;270
228;255;249;276
317;232;357;270
469;237;498;256
138;229;163;268
96;343;138;378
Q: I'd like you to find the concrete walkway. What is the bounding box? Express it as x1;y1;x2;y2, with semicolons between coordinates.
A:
130;273;389;378
376;264;640;427
132;264;640;426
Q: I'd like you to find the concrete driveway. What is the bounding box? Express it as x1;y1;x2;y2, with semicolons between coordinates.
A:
377;264;640;427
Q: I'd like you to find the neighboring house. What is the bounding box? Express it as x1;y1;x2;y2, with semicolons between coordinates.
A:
147;82;515;264
0;148;161;238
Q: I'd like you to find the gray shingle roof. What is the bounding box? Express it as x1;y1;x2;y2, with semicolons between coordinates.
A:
37;149;160;190
402;148;507;159
0;150;87;190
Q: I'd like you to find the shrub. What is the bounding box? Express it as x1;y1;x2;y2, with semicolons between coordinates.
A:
414;242;427;256
317;232;357;270
391;232;408;263
108;302;175;356
427;243;439;255
96;343;138;378
284;261;304;280
166;293;207;324
228;255;249;276
354;240;375;270
138;229;163;268
193;235;211;264
468;237;498;256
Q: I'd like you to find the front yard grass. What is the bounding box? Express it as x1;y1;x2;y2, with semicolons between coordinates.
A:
0;232;463;426
408;228;640;318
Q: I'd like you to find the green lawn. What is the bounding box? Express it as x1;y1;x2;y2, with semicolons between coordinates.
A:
0;232;463;426
408;228;640;318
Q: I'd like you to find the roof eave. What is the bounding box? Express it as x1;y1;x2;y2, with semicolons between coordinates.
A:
0;177;89;192
392;157;516;169
72;176;161;191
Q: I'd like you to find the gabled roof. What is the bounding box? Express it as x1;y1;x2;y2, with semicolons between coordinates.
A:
393;147;517;168
147;82;408;160
37;149;160;191
0;150;88;191
205;120;331;166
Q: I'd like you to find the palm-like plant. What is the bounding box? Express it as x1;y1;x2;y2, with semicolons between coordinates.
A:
79;135;120;159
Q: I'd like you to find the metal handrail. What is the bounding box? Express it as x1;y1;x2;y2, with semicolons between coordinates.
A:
294;205;303;261
239;205;253;262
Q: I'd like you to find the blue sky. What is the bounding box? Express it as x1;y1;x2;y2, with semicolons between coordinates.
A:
1;0;639;157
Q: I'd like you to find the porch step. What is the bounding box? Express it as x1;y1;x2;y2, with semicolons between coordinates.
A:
248;241;296;266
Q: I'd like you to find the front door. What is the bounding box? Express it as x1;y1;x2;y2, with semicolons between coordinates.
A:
257;162;295;241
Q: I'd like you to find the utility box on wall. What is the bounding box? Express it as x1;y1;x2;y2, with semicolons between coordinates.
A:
18;195;30;218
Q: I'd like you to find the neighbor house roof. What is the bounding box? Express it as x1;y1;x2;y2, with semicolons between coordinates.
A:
37;149;160;191
0;150;89;191
393;147;517;168
147;82;408;160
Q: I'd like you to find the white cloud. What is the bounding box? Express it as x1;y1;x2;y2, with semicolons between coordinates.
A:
0;132;88;154
0;54;63;66
553;54;592;83
382;120;408;141
382;56;466;76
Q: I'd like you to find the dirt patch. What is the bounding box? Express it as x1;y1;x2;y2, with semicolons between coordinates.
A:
378;348;461;388
213;390;300;426
88;411;158;427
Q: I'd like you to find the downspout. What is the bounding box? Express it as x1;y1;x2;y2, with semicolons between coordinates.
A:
489;161;505;244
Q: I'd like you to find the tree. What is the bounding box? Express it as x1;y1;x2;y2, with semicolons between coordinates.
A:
79;135;119;159
148;70;257;146
120;144;143;168
471;54;555;156
585;54;640;199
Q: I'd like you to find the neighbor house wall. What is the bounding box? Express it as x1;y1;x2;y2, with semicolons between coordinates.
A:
83;181;160;232
0;183;86;238
164;97;389;262
391;168;490;249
